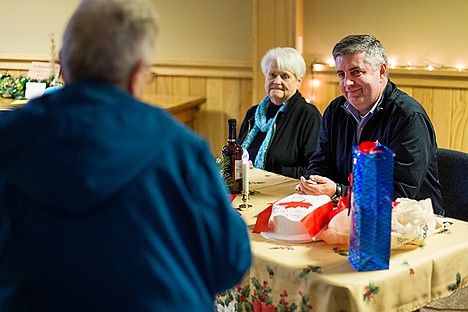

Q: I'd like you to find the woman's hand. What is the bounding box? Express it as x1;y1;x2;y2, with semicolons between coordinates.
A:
295;175;336;197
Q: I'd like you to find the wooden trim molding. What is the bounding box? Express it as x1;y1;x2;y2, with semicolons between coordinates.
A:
0;55;49;72
0;55;253;80
152;59;252;79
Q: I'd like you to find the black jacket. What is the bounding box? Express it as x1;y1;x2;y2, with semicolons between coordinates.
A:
238;91;322;178
305;80;443;212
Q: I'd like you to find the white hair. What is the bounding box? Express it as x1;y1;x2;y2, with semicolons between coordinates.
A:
261;47;306;80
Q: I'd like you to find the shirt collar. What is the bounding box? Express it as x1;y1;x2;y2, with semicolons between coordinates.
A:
344;95;383;122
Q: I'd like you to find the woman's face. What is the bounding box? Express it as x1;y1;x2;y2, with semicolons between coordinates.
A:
264;61;301;105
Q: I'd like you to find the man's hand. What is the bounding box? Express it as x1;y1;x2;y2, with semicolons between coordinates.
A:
295;175;336;197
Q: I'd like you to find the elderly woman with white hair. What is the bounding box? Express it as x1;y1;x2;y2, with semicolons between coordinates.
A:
238;47;322;178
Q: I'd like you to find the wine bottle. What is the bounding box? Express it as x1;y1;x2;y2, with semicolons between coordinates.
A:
222;119;243;194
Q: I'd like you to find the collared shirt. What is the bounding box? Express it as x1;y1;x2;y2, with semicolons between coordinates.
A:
344;96;383;142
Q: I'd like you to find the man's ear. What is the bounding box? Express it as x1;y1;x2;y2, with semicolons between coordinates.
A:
379;62;388;79
127;60;146;98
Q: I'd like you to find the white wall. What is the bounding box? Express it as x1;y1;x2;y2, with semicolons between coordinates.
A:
0;0;252;62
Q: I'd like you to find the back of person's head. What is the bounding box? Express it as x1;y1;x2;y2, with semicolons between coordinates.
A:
261;47;306;80
60;0;158;85
332;34;387;72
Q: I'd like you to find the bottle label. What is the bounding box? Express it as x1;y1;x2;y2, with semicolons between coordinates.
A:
234;159;242;180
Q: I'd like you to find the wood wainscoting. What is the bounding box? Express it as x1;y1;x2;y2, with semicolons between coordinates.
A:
301;68;468;152
148;59;253;155
0;57;254;156
2;56;467;153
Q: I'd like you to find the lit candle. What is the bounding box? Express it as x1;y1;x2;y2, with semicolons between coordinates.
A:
242;149;249;194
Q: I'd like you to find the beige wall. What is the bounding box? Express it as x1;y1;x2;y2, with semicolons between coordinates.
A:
0;0;80;58
2;0;467;76
153;0;252;61
3;0;467;74
304;0;468;69
0;0;252;62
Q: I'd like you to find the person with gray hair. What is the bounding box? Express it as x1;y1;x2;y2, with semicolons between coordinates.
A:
332;34;388;74
238;47;322;179
296;34;442;213
0;0;251;311
60;0;158;89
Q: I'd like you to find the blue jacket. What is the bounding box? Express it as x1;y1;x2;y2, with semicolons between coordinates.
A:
305;80;442;212
0;81;251;311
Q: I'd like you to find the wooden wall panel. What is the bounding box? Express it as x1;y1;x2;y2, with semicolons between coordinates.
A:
430;88;453;149
155;76;174;94
252;0;300;104
172;77;191;96
240;78;254;115
152;75;252;155
307;72;340;113
450;89;468;150
0;57;253;156
411;87;432;116
398;86;414;98
188;78;207;97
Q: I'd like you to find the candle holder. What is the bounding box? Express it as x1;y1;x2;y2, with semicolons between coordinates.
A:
238;190;252;211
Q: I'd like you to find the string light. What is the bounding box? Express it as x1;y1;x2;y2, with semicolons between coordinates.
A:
307;59;330;103
313;63;325;71
305;58;468;104
309;59;468;73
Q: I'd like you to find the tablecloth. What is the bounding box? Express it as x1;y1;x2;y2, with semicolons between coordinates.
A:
216;169;468;312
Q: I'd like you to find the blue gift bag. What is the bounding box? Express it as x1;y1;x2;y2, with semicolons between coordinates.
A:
348;141;394;271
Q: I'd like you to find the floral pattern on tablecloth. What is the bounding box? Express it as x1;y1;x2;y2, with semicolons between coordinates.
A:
216;265;313;312
299;265;322;278
269;246;294;251
363;281;380;305
400;260;416;276
332;247;349;257
448;272;461;292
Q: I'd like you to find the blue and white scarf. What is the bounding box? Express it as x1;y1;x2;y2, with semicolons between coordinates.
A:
242;96;288;169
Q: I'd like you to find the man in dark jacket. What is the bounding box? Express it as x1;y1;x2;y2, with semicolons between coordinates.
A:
0;1;251;311
296;34;442;213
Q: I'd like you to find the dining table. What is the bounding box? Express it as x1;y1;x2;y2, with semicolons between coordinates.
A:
0;97;27;110
141;94;205;129
0;94;205;130
216;168;468;312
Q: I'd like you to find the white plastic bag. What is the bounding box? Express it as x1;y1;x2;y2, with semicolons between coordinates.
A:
390;198;437;249
317;209;351;245
317;197;441;248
